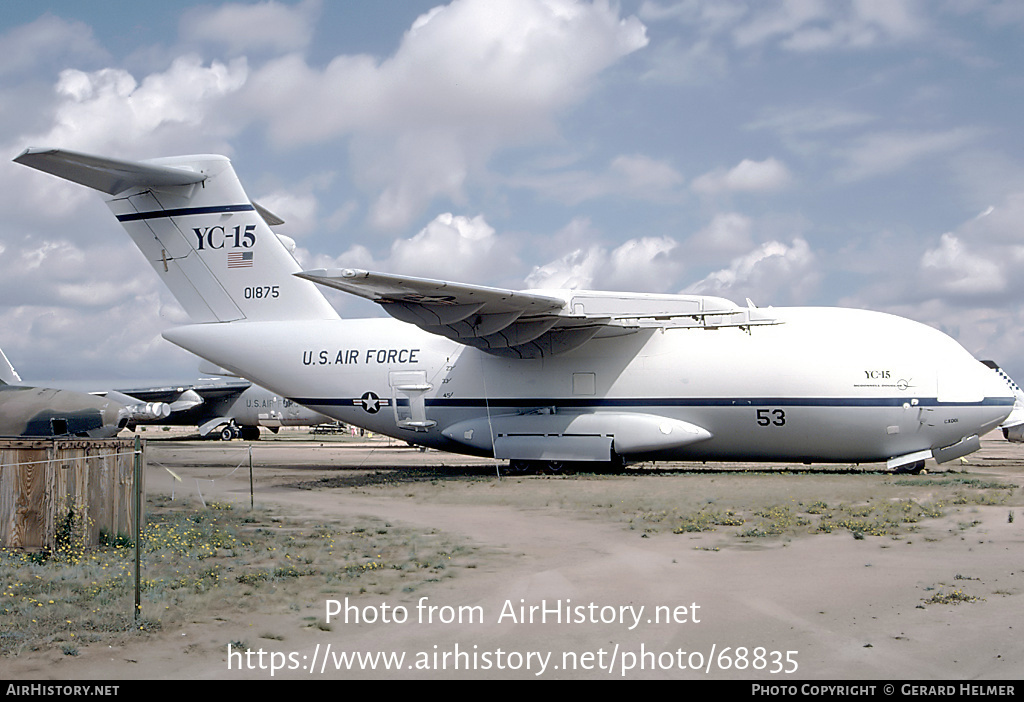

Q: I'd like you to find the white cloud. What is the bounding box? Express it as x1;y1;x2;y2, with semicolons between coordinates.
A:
919;233;1007;297
835;189;1024;373
684;238;819;305
387;213;510;282
639;0;749;31
510;153;684;205
692;157;793;195
610;155;686;197
747;105;876;137
308;213;516;285
834;128;982;181
606;236;681;291
0;234;196;381
0;238;157;309
733;0;928;51
0;297;192;383
732;0;830;48
252;170;340;239
525;247;605;290
180;0;322;56
0;13;107;77
683;212;755;260
19;56;249;157
2;56;250;228
240;0;649;229
526;235;681;292
904;192;1024;305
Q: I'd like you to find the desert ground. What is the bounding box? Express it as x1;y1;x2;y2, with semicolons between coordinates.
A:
3;429;1022;681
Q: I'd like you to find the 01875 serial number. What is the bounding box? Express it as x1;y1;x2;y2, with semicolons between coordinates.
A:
244;285;279;299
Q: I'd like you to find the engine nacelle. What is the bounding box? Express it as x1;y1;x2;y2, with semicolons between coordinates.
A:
128;402;172;421
1002;424;1024;443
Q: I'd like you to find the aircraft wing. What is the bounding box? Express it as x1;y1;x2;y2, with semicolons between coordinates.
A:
298;268;779;358
113;380;252;405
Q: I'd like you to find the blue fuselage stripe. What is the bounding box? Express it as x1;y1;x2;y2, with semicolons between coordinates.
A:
116;204;255;222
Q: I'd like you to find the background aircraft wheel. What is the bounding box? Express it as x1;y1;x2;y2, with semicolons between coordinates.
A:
505;460;532;475
544;460;569;474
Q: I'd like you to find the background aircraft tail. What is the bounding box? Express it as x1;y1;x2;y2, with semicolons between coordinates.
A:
0;347;23;385
15;148;340;324
982;360;1024;441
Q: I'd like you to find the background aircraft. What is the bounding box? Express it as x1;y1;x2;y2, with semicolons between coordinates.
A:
0;347;132;438
15;147;1024;472
108;380;332;440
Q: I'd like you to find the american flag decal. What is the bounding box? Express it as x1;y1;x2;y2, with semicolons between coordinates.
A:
227;251;254;268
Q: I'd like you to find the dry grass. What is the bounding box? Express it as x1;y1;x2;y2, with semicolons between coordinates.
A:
0;495;478;657
314;465;1019;542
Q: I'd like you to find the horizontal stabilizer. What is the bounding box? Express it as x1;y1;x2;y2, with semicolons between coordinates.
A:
15;147;207;195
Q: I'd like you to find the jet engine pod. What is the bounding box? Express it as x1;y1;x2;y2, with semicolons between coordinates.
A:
1002;424;1024;443
442;412;712;461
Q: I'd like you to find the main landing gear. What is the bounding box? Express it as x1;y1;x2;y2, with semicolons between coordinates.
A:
504;454;625;475
505;459;568;475
892;459;927;475
218;424;261;441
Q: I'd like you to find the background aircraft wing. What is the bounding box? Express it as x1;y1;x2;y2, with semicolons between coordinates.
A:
114;380;252;405
298;268;779;358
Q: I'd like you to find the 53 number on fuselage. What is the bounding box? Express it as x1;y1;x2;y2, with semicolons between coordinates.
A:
756;408;787;427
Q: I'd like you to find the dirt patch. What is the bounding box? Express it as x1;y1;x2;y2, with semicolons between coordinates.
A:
3;435;1022;680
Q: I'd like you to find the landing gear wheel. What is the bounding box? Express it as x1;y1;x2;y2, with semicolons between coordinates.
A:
505;460;532;475
893;459;926;474
544;460;574;475
239;425;261;441
220;426;236;441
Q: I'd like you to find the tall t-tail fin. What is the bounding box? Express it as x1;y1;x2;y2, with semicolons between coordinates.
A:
14;147;340;324
982;360;1024;441
0;347;22;385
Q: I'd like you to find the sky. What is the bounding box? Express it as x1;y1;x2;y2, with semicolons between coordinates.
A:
2;0;1024;388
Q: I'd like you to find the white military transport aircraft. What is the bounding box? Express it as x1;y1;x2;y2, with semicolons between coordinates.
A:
15;147;1024;473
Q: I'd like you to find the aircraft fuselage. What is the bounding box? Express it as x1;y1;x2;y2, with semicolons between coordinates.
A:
163;305;1012;465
